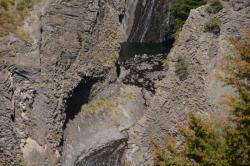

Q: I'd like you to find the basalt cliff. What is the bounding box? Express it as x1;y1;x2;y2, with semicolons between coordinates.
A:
0;0;249;165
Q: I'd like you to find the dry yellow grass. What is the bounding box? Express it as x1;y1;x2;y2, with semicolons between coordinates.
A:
81;86;138;113
0;0;35;41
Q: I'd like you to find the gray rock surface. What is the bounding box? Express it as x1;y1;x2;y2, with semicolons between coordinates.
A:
123;1;250;165
128;0;166;43
61;84;145;165
0;0;129;165
0;0;249;165
119;54;166;92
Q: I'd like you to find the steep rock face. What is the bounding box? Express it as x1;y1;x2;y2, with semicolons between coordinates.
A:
120;0;139;41
0;1;50;164
128;0;166;43
61;83;145;165
123;1;250;165
0;0;129;165
0;0;248;165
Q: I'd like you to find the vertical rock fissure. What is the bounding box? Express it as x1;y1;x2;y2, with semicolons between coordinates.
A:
128;0;165;43
62;77;101;129
140;0;156;42
60;77;102;153
115;61;121;78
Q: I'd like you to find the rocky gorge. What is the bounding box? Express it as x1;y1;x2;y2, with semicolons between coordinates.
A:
0;0;249;165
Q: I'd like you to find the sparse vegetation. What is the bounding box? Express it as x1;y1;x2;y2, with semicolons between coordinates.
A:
205;18;222;34
0;0;35;41
206;0;223;14
0;0;9;10
81;86;137;112
153;29;250;165
162;58;169;68
16;0;33;11
77;32;83;46
152;114;230;166
0;52;4;59
175;57;188;80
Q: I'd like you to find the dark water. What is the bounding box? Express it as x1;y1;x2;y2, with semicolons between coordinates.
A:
119;41;173;61
119;42;163;61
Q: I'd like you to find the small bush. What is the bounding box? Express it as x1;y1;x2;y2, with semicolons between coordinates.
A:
24;0;33;8
0;0;8;10
16;2;25;11
206;0;223;14
16;0;32;11
205;18;222;34
0;52;4;59
175;57;188;80
162;58;169;68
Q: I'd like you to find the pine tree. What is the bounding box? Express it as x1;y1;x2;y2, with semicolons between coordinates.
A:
222;29;250;165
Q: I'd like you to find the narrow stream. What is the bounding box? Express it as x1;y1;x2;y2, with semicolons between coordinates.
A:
119;42;164;61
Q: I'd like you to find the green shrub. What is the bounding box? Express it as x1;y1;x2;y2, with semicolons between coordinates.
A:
16;2;25;11
24;0;32;8
175;57;188;80
206;0;223;14
162;58;169;68
0;0;8;10
205;18;222;34
16;0;33;11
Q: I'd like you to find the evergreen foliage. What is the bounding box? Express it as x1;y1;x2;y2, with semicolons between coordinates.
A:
222;29;250;165
166;0;207;39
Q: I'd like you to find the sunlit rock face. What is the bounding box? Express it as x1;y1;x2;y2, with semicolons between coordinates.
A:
0;0;154;165
0;0;130;165
61;84;145;166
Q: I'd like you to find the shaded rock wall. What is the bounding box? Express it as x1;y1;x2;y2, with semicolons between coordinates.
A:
128;0;166;43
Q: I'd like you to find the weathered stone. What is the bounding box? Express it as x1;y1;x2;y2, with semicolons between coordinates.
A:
123;1;250;165
0;0;249;165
